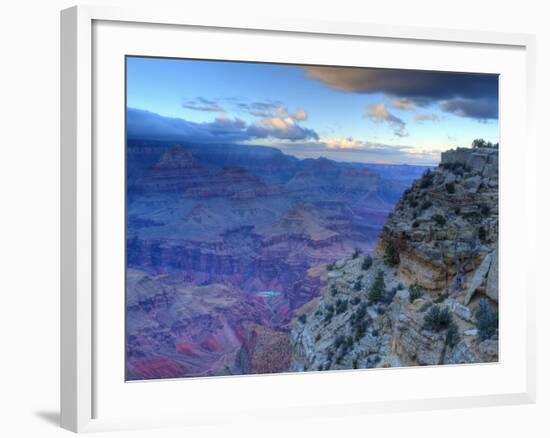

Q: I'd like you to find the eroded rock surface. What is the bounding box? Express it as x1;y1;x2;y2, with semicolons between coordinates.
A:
291;147;499;370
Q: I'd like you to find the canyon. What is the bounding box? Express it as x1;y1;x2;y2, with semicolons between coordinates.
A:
125;139;425;379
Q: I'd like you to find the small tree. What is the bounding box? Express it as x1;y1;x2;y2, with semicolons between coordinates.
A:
475;298;498;340
352;247;362;259
409;284;424;303
383;241;400;266
361;255;373;270
445;182;455;194
368;270;386;303
424;306;453;332
432;214;446;226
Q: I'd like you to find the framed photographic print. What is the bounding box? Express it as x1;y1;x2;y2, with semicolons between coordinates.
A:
61;4;536;433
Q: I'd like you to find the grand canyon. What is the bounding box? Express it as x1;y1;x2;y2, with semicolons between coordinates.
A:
125;139;427;379
125;57;499;379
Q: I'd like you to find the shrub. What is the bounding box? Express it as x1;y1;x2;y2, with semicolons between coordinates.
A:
478;226;487;242
351;296;361;305
298;314;307;324
382;287;397;305
480;204;491;216
397;282;404;290
475;298;498;340
335;298;348;315
353;281;362;292
355;320;368;341
454;207;461;215
383;242;400;266
354;303;367;321
352;247;362;259
372;329;379;337
326;263;335;271
434;293;448;303
424;306;453;332
409;284;424;303
432;214;446;226
361;255;373;270
315;333;321;342
412;220;420;228
445;182;455;194
446;322;460;348
420;169;435;189
368;270;386;303
421;200;433;210
409;199;419;208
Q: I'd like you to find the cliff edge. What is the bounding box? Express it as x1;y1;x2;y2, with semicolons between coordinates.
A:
291;147;499;370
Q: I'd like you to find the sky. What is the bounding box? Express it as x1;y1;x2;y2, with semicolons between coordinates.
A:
126;56;499;165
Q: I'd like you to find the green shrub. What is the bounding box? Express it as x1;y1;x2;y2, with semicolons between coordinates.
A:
383;242;400;266
454;207;461;215
475;298;498;340
351;296;361;305
353;281;362;292
368;270;386;303
432;214;446;226
424;306;453;332
412;220;420;228
409;284;424;303
298;314;307;324
361;255;373;270
445;182;455;194
330;285;338;296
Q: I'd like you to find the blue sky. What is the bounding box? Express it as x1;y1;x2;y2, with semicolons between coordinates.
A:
126;56;499;165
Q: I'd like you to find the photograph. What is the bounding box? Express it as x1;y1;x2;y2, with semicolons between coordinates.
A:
125;56;499;380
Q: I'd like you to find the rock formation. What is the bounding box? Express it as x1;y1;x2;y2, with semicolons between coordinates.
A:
291;147;499;371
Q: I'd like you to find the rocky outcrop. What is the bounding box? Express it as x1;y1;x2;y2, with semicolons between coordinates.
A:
291;147;499;371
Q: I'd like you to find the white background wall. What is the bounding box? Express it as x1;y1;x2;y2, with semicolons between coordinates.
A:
0;0;547;436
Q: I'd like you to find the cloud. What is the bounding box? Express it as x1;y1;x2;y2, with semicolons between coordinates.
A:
181;97;224;112
305;66;498;121
247;116;319;141
392;98;421;110
439;97;497;120
366;103;408;137
414;112;441;123
236;101;309;123
127;108;318;143
272;138;438;165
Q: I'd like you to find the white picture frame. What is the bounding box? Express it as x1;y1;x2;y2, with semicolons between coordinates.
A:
61;4;537;433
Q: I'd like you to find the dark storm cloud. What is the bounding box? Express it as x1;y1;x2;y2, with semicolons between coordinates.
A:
127;108;319;143
439;97;498;120
305;67;498;121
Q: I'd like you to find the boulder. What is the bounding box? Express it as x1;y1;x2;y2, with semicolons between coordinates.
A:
464;252;494;304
